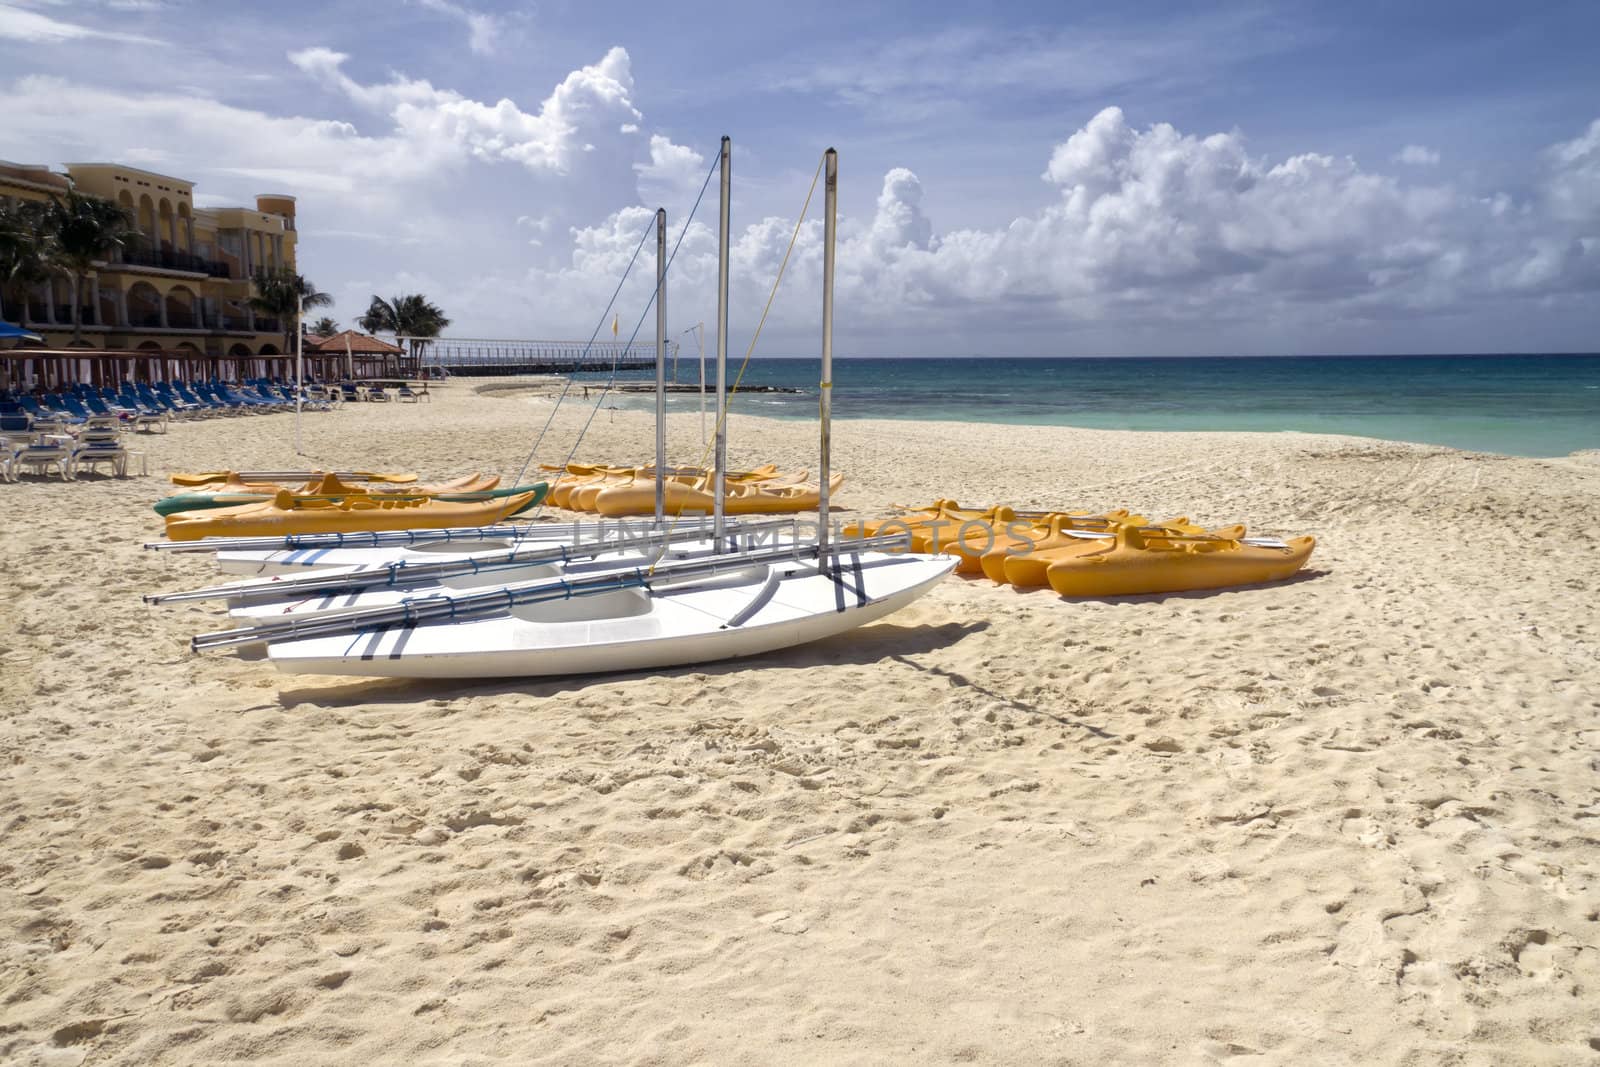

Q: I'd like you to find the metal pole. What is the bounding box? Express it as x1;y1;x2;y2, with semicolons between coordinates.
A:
819;148;837;551
697;321;706;448
294;294;304;454
654;207;667;525
714;136;730;542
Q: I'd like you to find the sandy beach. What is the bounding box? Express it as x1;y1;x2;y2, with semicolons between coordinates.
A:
3;383;1598;1065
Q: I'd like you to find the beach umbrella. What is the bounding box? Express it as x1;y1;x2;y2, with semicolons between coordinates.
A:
0;322;42;389
0;321;44;344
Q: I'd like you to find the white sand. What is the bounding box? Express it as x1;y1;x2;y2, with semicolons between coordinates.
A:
2;384;1598;1064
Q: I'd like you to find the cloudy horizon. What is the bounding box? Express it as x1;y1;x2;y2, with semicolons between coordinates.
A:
1;0;1595;356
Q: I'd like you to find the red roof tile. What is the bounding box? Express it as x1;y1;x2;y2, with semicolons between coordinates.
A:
304;329;404;355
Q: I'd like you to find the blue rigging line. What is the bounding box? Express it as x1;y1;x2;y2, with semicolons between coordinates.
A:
520;148;723;507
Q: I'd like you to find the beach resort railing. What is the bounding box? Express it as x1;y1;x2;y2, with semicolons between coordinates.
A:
407;336;670;377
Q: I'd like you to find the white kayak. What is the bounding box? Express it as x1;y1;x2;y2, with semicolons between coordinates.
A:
262;548;955;679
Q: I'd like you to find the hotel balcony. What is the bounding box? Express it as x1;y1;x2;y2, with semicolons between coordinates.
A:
113;246;233;278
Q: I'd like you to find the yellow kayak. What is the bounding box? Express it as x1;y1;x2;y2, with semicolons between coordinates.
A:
164;488;540;542
843;501;1009;551
935;510;1141;575
1043;526;1316;597
992;518;1241;585
593;473;841;516
541;463;651;509
590;469;804;516
171;469;419;487
183;472;497;497
549;464;783;513
551;466;637;510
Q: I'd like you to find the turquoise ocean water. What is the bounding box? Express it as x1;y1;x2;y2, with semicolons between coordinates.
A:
586;355;1600;458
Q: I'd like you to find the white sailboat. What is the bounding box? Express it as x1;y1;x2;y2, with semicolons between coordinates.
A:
169;142;955;679
256;546;951;678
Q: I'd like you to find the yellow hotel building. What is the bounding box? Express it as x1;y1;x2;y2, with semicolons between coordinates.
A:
0;160;298;356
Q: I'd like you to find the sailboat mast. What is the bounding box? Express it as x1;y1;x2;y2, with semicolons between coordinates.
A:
714;136;731;541
294;294;304;455
654;207;667;525
818;148;837;551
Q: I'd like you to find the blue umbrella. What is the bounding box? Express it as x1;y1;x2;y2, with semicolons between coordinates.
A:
0;321;44;343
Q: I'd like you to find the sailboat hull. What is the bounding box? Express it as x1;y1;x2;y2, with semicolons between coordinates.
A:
265;551;954;678
214;536;577;577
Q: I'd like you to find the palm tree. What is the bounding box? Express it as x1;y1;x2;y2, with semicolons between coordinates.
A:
250;267;332;355
309;315;339;336
359;294;450;376
0;199;55;327
47;190;138;345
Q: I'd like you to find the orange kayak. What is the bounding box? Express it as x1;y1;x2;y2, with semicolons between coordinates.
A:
843;501;1010;551
994;517;1241;587
937;510;1139;575
546;464;781;511
171;469;418;487
591;470;822;517
165;488;540;542
189;472;497;497
1042;526;1315;597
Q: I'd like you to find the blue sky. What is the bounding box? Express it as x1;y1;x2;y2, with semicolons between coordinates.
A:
1;0;1596;355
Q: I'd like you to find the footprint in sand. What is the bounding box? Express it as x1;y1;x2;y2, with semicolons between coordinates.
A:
756;910;809;935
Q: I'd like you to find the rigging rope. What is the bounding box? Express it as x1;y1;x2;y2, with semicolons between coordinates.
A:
511;213;654;486
520;148;722;519
648;150;827;571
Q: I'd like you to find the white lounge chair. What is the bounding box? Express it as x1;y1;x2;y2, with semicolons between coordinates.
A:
70;430;127;478
15;438;74;480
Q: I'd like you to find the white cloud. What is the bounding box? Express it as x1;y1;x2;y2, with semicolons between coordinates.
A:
865;168;932;254
634;134;706;204
515;213;550;247
510;106;1600;349
0;74;422;191
1395;144;1440;166
412;0;500;55
288;45;641;175
1541;118;1600;223
0;1;158;43
119;145;170;164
